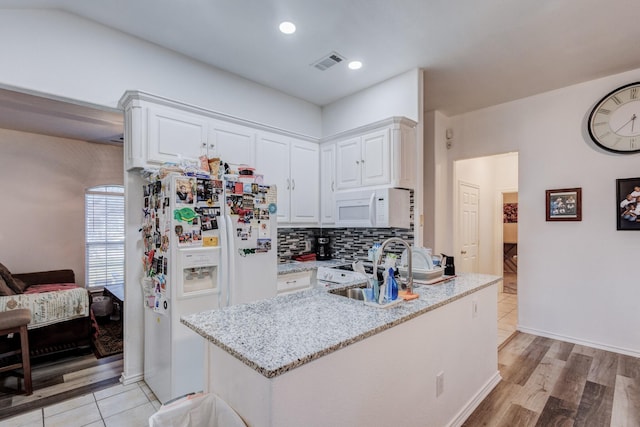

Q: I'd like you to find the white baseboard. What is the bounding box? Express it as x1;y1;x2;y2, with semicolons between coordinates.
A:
517;325;640;358
120;372;144;385
448;371;502;427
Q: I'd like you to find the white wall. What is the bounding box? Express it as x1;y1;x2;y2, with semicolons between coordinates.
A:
423;110;453;254
0;129;123;283
0;9;322;138
321;68;421;136
443;68;640;356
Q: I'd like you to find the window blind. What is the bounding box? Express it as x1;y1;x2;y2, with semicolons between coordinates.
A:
85;186;125;288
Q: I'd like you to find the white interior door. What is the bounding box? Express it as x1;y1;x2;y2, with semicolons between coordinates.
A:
458;181;480;273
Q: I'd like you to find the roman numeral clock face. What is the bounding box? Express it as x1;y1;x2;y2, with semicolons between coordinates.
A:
588;82;640;154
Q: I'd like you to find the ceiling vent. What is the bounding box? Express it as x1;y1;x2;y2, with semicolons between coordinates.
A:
311;51;346;71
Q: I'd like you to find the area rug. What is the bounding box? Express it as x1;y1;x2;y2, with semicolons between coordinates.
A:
93;319;123;358
503;272;517;294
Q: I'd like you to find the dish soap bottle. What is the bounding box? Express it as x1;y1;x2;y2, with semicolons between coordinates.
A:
388;268;398;301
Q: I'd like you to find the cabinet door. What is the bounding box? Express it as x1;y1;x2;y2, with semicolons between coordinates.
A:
336;137;362;189
320;143;336;224
397;124;416;189
256;133;291;222
147;106;208;164
208;121;256;167
361;129;390;186
290;140;319;224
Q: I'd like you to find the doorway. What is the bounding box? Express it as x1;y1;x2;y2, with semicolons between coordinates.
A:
502;192;518;294
498;191;518;347
453;152;519;348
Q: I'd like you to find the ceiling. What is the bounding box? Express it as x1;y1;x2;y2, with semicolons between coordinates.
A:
2;0;640;142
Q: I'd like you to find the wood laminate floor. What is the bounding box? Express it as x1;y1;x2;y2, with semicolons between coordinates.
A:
2;320;639;426
0;350;125;423
464;332;640;427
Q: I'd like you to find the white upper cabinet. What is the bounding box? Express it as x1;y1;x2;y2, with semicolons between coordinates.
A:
208;121;256;167
333;118;415;190
120;92;261;171
290;140;319;224
320;142;336;224
256;133;319;225
120;94;415;229
337;128;391;189
147;105;209;165
256;133;291;222
360;128;391;186
336;137;361;189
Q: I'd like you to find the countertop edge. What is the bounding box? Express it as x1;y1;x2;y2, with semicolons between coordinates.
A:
181;275;501;379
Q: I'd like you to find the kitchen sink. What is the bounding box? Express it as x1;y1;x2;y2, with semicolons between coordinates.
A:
329;285;367;301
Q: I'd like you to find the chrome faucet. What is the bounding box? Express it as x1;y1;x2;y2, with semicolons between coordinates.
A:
372;237;413;294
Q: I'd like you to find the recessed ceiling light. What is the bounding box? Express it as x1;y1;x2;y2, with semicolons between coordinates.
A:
279;21;296;35
348;61;363;70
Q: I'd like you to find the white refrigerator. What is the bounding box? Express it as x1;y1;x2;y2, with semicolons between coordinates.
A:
141;174;277;403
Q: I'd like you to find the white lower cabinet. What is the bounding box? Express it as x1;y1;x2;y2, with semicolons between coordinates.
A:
276;271;313;295
256;133;319;225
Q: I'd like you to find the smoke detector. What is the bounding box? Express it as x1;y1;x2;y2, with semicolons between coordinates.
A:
311;51;346;71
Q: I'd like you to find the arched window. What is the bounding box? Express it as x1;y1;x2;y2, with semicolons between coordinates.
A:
85;185;124;288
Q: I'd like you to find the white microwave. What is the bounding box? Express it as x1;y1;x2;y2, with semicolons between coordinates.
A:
335;188;410;228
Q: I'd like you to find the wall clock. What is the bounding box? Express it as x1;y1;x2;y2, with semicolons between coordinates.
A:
588;82;640;154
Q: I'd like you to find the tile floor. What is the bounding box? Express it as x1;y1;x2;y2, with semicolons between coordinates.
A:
1;291;519;427
0;381;160;427
497;291;518;347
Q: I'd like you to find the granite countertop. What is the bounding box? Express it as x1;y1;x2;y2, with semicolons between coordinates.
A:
182;273;501;379
277;259;352;275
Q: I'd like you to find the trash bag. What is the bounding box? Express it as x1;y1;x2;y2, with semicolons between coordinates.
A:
149;392;246;427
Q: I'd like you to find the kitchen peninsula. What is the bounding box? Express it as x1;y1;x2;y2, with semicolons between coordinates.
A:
182;273;501;427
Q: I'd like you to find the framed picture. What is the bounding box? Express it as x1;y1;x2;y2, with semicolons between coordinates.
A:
546;188;582;221
616;177;640;230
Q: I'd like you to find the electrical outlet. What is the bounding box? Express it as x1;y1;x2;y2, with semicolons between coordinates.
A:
436;371;444;397
472;300;478;318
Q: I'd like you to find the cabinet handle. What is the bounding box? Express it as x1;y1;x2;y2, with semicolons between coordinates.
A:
331;181;335;191
361;159;365;163
292;179;296;190
201;142;207;148
286;280;297;284
461;250;467;254
356;160;360;165
286;178;290;190
209;144;215;149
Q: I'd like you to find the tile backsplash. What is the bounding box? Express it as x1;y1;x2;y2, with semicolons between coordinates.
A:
277;227;414;261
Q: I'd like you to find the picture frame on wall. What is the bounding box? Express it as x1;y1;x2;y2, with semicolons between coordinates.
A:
616;177;640;231
546;188;582;221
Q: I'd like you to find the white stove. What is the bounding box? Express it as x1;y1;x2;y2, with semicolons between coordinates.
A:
316;267;367;284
